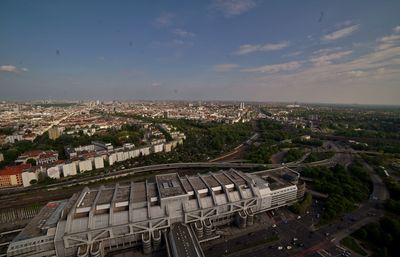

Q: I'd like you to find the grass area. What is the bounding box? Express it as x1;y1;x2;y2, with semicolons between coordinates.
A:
340;237;368;256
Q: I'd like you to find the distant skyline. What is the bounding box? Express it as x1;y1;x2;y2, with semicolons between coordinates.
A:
1;0;400;104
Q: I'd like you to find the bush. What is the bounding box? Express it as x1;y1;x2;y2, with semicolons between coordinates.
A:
283;148;304;163
289;192;312;214
384;199;400;215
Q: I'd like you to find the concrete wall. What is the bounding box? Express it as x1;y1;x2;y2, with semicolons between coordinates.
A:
164;143;172;153
22;171;38;187
47;166;61;179
63;163;77;177
152;144;164;153
94;157;104;169
79;160;93;173
108;153;117;166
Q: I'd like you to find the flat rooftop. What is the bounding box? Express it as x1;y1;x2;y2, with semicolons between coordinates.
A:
156;173;186;198
13;200;67;241
71;169;260;210
255;167;299;190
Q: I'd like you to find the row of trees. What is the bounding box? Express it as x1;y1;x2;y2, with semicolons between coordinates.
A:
384;177;400;215
0;127;15;135
304;151;334;163
246;144;278;164
353;216;400;257
302;164;371;222
123;119;254;164
0;140;34;168
282;148;304;163
292;138;323;147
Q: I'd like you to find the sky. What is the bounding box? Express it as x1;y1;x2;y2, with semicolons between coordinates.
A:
1;0;400;105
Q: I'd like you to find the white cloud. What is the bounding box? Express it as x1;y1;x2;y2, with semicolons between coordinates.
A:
233;41;289;55
393;25;400;33
21;67;29;72
151;82;162;87
376;43;395;51
322;24;359;41
241;61;301;73
252;46;400;86
378;34;400;43
230;46;400;104
0;65;18;73
153;12;174;28
312;47;342;55
376;34;400;51
310;50;352;66
346;70;368;78
283;51;302;58
173;28;195;38
211;0;256;17
213;63;239;72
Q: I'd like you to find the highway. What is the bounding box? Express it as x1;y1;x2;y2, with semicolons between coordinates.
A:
209;132;260;162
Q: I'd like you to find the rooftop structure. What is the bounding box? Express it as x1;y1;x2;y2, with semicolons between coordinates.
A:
15;150;58;165
7;168;304;257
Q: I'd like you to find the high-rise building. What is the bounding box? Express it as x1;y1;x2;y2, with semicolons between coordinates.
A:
48;126;61;140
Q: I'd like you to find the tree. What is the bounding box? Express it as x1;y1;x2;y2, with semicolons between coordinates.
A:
27;158;37;166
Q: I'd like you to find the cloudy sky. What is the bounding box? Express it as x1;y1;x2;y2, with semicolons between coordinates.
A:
1;0;400;104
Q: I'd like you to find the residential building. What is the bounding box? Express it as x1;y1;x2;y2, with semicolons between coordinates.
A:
62;163;77;177
0;164;31;188
47;165;62;179
21;168;40;187
94;157;104;169
15;150;58;165
78;160;93;173
152;143;164;153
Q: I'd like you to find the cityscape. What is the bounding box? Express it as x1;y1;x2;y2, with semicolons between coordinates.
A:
1;1;400;257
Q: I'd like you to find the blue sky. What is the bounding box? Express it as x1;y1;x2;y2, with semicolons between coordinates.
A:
1;0;400;104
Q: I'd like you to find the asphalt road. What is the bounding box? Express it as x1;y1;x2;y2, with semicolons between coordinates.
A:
203;208;332;257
